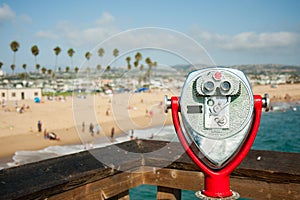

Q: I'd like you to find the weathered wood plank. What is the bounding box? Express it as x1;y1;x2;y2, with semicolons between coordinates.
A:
143;167;204;191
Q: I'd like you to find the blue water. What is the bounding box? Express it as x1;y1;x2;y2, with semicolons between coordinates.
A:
130;105;300;199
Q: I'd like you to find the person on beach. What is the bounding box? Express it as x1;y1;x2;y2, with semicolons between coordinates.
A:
43;129;48;139
49;132;60;141
37;120;42;132
130;129;134;140
82;122;85;133
96;124;101;135
110;127;115;140
89;123;94;136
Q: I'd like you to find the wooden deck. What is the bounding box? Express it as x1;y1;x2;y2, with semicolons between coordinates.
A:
0;140;299;199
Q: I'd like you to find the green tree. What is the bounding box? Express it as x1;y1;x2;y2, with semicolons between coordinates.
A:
36;64;40;73
67;48;75;68
126;56;131;65
98;48;104;57
85;52;91;61
22;64;27;80
66;66;70;73
0;62;3;70
145;57;152;82
10;64;15;74
41;67;47;75
85;52;91;77
47;69;52;77
97;48;104;74
113;48;119;58
126;56;131;70
53;46;61;71
134;52;142;68
31;45;39;72
74;67;79;74
10;41;20;72
22;63;27;72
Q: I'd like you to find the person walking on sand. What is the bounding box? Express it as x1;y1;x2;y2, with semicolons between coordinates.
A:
96;124;101;135
82;121;85;133
89;123;94;136
43;129;48;139
37;120;42;132
111;127;115;139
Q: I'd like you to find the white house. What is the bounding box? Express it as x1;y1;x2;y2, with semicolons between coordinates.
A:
0;88;42;102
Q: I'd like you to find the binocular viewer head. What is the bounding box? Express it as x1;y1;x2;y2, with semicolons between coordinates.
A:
165;67;269;170
181;68;253;141
165;67;270;199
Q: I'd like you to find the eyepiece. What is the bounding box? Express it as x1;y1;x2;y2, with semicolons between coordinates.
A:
220;81;231;92
203;81;215;93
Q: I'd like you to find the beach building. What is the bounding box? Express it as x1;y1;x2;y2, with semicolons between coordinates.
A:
0;88;42;102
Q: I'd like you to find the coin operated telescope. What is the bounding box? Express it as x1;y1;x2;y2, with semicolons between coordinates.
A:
165;68;269;199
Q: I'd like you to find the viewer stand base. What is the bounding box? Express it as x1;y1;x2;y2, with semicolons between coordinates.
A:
195;191;240;200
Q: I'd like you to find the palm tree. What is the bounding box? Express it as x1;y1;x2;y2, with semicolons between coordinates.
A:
85;52;91;77
67;48;75;68
97;48;104;74
10;64;15;74
47;69;52;78
127;63;132;70
85;52;91;61
31;45;39;73
65;66;70;73
125;56;131;70
36;64;40;73
0;62;3;70
134;52;142;67
74;67;79;74
22;64;27;80
126;56;131;65
145;57;152;83
53;46;61;72
22;63;27;72
98;48;104;58
10;41;20;72
105;65;111;72
113;48;119;58
41;67;47;75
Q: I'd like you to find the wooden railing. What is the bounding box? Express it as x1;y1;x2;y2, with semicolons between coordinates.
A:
0;140;299;200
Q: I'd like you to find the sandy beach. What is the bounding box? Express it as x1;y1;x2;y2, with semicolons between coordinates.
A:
0;84;299;162
0;90;176;159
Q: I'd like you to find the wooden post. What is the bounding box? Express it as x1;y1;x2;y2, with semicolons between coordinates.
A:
157;186;181;200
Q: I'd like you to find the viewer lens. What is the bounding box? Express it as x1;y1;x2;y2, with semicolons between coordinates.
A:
221;81;231;91
204;81;215;92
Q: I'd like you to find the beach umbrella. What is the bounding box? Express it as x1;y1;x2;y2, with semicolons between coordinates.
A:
34;97;40;103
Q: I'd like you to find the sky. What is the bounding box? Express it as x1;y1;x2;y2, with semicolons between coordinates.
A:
0;0;300;72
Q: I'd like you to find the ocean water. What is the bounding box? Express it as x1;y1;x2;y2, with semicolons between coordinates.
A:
1;104;299;199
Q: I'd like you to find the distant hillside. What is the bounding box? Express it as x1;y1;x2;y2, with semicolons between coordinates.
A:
171;64;300;75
